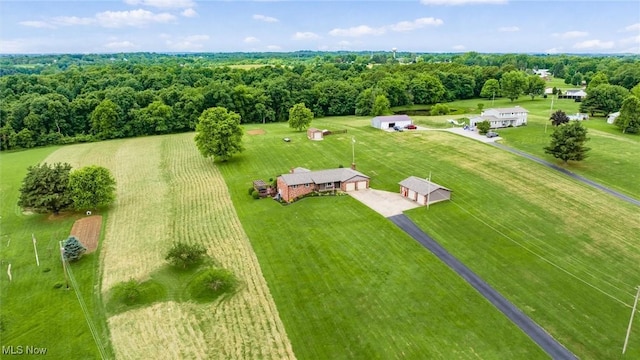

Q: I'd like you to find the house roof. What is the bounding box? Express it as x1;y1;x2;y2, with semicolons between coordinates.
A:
484;106;529;113
307;128;322;133
399;176;450;196
281;168;369;186
372;115;412;123
564;89;587;96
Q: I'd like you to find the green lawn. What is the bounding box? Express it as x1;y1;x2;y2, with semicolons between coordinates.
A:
220;118;640;359
219;129;546;358
439;95;640;199
0;148;113;358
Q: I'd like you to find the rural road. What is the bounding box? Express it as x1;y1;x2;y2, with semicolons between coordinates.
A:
491;143;640;207
388;214;578;360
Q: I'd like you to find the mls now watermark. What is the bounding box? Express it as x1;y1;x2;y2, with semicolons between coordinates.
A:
2;345;48;355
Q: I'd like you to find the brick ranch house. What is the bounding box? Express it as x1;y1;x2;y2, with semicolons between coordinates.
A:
276;167;370;202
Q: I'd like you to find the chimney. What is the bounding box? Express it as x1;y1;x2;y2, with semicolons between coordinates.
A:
351;163;356;170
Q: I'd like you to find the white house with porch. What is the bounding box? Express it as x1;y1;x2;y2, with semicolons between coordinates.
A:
469;106;529;129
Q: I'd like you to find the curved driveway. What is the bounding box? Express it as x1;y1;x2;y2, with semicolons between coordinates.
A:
389;214;578;360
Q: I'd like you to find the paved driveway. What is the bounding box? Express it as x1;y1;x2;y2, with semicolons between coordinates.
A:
443;127;501;143
348;188;421;217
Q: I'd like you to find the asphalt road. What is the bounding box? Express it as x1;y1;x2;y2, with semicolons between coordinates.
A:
492;143;640;207
388;214;578;360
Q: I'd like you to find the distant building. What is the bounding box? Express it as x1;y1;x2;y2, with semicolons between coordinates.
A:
399;176;451;206
469;106;529;129
371;115;412;130
558;89;587;100
607;111;620;124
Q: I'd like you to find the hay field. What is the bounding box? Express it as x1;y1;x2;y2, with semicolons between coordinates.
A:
45;134;294;359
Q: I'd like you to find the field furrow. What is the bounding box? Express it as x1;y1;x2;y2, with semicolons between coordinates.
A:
44;134;294;359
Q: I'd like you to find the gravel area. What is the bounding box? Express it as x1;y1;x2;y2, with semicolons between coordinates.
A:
348;188;421;217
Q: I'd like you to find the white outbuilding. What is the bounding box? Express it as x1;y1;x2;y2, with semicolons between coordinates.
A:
371;115;412;130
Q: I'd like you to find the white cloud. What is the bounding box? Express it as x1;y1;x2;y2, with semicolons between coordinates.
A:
573;39;614;50
104;40;137;50
421;0;507;5
124;0;195;9
498;26;519;32
181;8;197;17
19;20;56;29
329;25;385;37
52;16;95;26
387;17;443;32
623;23;640;32
292;32;320;40
266;45;281;50
0;39;26;53
338;40;351;46
545;47;562;54
96;9;175;28
244;36;259;43
452;44;465;50
621;46;640;54
166;34;210;51
619;35;640;45
253;14;278;23
553;31;588;39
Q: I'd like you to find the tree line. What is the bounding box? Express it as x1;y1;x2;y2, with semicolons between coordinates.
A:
1;53;639;151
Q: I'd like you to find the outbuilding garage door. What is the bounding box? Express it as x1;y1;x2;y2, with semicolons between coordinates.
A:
357;181;367;190
408;190;416;201
345;182;356;191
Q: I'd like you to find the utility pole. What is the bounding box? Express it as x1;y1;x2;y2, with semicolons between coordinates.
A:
545;95;555;134
427;172;432;210
351;136;356;167
623;286;640;354
32;233;40;267
59;241;70;289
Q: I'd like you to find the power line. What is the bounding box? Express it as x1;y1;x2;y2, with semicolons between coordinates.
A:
64;261;109;359
448;199;633;307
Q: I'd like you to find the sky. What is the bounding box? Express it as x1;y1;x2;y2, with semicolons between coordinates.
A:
0;0;639;54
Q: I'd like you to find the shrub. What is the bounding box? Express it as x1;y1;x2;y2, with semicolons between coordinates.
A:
112;279;141;305
248;187;255;195
477;120;491;134
165;242;207;268
188;268;238;303
251;190;260;199
62;236;86;262
431;103;450;116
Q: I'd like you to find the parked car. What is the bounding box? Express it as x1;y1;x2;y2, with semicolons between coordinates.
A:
486;131;499;138
393;125;404;132
405;124;417;130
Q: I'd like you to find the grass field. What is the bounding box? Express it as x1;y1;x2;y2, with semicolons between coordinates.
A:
44;134;294;359
0;147;113;358
219;116;640;359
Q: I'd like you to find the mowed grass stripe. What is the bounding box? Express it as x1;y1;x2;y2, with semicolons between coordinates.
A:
220;126;548;358
45;134;294;359
161;133;294;359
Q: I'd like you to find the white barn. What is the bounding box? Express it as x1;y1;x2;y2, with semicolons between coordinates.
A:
470;106;529;129
399;176;451;206
371;115;412;130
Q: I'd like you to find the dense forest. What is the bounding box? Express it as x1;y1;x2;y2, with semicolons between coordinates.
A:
1;52;639;151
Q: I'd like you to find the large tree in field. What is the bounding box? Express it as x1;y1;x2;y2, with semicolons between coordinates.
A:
69;165;116;211
288;103;313;131
525;75;546;100
544;121;590;163
195;107;243;161
500;71;528;101
18;162;73;215
480;79;500;99
372;95;391;116
579;84;629;116
550;110;570;126
615;95;640;134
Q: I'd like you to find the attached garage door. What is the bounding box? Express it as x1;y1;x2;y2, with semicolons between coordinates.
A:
356;181;367;190
345;182;356;191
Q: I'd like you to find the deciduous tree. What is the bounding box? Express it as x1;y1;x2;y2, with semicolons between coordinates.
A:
500;71;528;101
69;165;116;211
194;107;243;161
288;103;313;131
372;95;391;116
615;95;640;134
18;162;73;215
477;120;491;135
480;79;500;99
165;242;207;268
544;121;590;163
525;75;546;100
